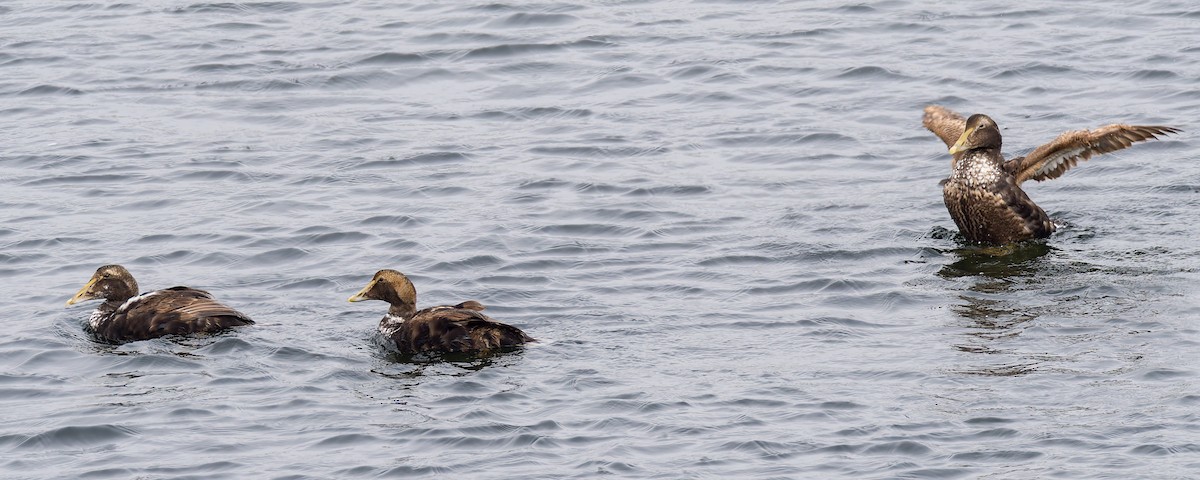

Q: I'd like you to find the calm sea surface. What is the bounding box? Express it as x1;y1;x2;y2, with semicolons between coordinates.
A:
2;1;1199;478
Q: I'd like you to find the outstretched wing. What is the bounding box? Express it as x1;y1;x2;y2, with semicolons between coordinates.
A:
923;105;968;149
1012;124;1179;184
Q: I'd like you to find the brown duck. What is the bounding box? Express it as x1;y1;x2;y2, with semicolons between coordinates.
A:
66;264;253;343
923;105;1179;244
347;269;534;354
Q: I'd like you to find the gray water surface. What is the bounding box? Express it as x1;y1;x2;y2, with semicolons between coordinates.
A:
2;1;1199;478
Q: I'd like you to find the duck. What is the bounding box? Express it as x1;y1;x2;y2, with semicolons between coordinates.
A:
66;264;254;343
347;269;535;354
923;105;1179;244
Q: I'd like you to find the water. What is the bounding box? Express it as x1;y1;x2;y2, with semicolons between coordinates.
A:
2;1;1199;478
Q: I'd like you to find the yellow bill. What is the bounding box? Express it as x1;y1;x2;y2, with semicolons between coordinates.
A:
66;277;98;306
348;280;375;302
948;126;975;155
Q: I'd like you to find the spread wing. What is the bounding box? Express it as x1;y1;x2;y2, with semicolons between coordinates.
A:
923;105;967;149
1012;124;1179;184
98;287;253;342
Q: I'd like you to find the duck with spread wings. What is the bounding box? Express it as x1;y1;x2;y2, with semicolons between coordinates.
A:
66;264;254;343
348;269;535;354
922;105;1179;244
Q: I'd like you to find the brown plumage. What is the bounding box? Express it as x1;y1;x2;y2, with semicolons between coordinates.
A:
66;264;253;343
347;269;535;354
923;105;1179;244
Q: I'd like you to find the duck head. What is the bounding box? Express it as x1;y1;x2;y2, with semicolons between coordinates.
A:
67;264;139;306
949;113;1002;154
348;269;417;312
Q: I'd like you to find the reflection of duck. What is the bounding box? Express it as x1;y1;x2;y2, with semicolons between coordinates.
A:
66;265;253;343
938;241;1054;280
348;269;534;354
923;105;1179;244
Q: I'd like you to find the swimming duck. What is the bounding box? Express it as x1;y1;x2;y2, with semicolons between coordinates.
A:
66;264;254;343
347;269;534;354
923;105;1179;244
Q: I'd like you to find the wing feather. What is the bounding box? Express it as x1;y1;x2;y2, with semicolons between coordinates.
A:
95;287;252;342
1013;124;1179;184
923;105;967;149
398;306;533;353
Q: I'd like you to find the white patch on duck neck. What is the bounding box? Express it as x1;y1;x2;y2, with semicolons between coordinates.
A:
87;309;108;330
378;313;408;338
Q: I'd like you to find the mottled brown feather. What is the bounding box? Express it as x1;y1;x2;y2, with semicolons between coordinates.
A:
1013;124;1181;184
350;269;534;355
392;306;535;354
924;105;1179;244
943;175;1054;244
93;287;253;343
68;265;253;344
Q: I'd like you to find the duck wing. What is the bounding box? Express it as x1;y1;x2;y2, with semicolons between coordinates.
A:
397;306;533;353
923;105;968;149
1012;124;1179;184
454;300;486;311
95;287;253;342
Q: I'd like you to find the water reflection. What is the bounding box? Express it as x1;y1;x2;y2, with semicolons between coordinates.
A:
373;348;528;377
939;241;1054;376
939;241;1054;281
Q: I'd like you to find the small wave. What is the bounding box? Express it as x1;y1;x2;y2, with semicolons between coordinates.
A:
175;170;257;182
11;237;98;249
194;78;305;91
577;72;668;93
120;199;184;210
206;21;269;30
462;42;562;60
183;62;258;73
517;178;571;190
949;450;1043;461
247;247;310;264
357;215;425;227
862;440;933;456
529;224;644;238
463;38;609;60
1127;69;1178;80
311;433;381;448
16;424;137;450
353;52;426;66
529;145;666;158
171;2;306;14
16;84;83;96
321;71;405;89
273;277;336;290
652;91;747;104
1139;368;1193;381
833;66;911;80
487;12;578;28
297;231;372;246
475;106;593;121
624;185;710;197
356;151;470;168
713;132;855;147
989;62;1077;79
409;32;505;44
428;255;505;271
